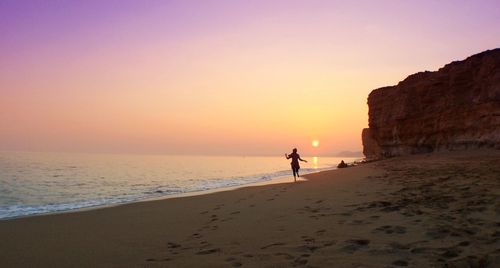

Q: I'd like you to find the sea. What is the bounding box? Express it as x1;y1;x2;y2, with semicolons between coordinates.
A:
0;151;359;220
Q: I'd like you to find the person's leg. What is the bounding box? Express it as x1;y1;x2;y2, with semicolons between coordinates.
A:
292;168;297;181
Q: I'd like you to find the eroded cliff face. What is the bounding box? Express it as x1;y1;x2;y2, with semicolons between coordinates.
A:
363;49;500;158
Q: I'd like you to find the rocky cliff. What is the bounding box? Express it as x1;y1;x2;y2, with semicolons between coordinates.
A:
363;49;500;158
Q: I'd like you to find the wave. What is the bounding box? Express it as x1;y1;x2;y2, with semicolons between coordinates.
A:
0;166;334;220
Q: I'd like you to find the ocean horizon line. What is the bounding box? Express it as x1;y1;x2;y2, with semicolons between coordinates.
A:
0;149;364;158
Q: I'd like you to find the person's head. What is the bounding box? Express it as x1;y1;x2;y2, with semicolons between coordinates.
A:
293;148;297;153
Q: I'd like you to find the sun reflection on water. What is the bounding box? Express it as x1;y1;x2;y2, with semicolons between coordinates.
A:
312;156;318;169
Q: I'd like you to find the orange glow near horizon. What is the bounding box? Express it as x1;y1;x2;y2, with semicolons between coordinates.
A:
1;1;499;156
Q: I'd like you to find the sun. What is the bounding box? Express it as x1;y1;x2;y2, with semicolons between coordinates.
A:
312;140;319;147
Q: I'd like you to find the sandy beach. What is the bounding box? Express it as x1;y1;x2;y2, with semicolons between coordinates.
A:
2;1;499;267
1;150;499;267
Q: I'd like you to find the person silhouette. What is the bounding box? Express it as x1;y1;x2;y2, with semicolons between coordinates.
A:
285;148;307;182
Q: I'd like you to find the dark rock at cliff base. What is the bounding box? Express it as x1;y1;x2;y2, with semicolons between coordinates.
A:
363;48;500;158
337;160;348;168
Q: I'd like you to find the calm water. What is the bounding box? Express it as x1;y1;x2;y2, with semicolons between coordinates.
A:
0;152;358;219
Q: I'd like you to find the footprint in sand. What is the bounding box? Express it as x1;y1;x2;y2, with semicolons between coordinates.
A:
409;247;433;254
192;233;203;239
224;257;242;267
213;204;224;211
209;214;218;222
323;240;336;247
372;225;406;234
410;245;462;259
350;219;369;225
292;257;308;266
315;229;326;236
167;242;181;249
441;248;462;259
392;259;409;266
341;239;370;253
260;242;286;249
445;254;498;267
388;242;410;251
297;244;320;253
145;258;171;262
274;252;294;260
425;226;451;239
196;248;221;255
301;236;315;243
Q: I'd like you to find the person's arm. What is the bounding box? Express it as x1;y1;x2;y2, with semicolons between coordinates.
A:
285;153;290;159
299;156;307;162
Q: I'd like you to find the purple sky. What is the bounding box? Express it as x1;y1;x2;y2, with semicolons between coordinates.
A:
1;0;499;155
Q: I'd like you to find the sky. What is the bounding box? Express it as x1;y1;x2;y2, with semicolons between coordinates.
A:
1;0;499;156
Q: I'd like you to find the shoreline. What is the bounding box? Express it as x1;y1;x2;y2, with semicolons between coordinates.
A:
1;150;498;267
0;165;339;222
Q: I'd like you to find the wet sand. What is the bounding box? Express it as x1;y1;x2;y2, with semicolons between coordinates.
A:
1;150;499;267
